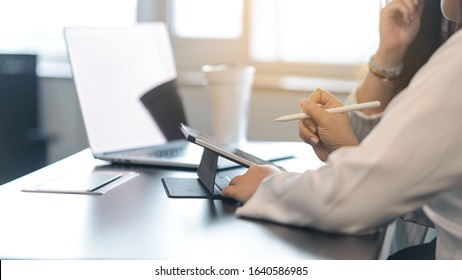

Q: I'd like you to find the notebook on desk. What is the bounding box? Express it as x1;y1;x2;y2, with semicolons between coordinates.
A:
64;23;294;169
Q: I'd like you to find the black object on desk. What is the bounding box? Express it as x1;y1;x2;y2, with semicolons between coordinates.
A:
162;149;229;198
162;124;282;199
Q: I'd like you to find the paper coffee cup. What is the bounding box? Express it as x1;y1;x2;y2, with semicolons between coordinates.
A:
202;64;255;145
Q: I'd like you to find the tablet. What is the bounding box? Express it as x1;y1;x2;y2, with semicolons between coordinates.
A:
180;123;284;170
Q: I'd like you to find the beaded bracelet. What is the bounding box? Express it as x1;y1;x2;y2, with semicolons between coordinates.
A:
368;55;403;85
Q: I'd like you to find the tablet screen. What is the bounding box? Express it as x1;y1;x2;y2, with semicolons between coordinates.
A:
180;123;283;169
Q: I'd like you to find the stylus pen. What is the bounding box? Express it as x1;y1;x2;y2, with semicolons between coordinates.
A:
273;101;381;122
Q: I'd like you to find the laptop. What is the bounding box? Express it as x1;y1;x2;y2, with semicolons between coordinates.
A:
64;23;294;169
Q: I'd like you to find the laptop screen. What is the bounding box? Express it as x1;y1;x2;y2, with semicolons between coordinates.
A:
64;23;182;154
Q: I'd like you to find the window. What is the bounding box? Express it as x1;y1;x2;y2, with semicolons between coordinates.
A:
250;0;381;64
169;0;382;86
0;0;137;76
172;0;243;38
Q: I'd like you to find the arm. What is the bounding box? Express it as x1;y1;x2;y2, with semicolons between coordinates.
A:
344;0;425;141
224;88;357;201
223;32;462;234
357;0;423;114
299;0;424;154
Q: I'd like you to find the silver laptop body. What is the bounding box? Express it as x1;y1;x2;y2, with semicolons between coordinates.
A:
64;23;205;168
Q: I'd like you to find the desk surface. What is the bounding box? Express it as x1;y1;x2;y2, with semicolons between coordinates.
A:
0;145;382;259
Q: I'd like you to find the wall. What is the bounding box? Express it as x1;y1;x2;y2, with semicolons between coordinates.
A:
39;77;88;164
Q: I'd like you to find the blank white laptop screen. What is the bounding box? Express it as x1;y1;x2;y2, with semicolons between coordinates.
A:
64;23;175;155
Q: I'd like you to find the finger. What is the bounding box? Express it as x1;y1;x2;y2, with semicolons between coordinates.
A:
401;0;417;15
303;87;347;125
301;117;318;133
221;183;247;202
307;88;329;106
302;99;335;126
307;88;343;109
220;184;234;198
298;120;319;145
299;131;319;146
389;0;415;24
402;0;423;22
229;175;242;186
299;98;308;111
414;0;424;18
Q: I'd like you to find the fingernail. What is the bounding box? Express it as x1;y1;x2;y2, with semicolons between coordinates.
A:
308;125;317;134
310;137;319;145
299;98;308;106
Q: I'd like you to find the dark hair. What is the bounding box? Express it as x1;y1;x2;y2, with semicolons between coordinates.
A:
458;0;462;30
397;0;449;92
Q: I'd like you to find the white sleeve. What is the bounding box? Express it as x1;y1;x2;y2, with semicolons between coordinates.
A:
236;30;462;235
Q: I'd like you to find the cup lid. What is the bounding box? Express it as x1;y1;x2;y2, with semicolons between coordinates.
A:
202;63;255;73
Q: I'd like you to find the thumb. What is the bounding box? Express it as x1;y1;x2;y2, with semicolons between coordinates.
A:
302;100;332;125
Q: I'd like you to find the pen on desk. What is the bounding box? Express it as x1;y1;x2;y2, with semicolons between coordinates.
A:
273;101;381;122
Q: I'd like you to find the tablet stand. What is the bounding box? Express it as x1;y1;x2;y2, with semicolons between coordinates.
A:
162;149;225;198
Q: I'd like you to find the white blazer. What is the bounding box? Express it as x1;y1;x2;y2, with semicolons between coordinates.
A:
236;29;462;259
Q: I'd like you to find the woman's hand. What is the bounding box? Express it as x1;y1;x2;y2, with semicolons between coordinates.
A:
376;0;424;66
221;165;281;203
299;88;359;161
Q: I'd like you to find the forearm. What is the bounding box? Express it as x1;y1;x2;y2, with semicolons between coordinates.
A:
356;48;404;115
356;70;399;115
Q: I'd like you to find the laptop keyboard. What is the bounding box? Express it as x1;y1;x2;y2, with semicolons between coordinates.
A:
148;148;185;158
125;147;186;159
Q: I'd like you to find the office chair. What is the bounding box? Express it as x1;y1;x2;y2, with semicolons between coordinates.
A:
378;209;436;259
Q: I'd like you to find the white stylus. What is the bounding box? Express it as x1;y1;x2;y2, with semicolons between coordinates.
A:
273;101;381;122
